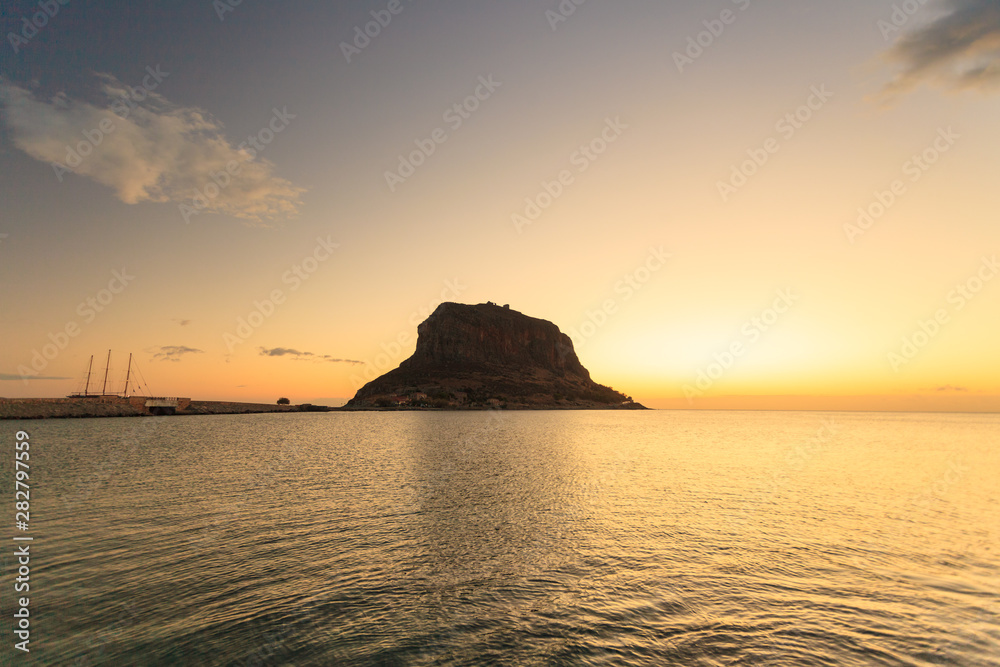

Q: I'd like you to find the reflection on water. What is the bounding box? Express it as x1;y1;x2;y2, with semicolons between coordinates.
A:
10;410;999;665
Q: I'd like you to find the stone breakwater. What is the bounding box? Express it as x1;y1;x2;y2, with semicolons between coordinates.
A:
0;397;303;420
0;397;145;420
179;401;302;416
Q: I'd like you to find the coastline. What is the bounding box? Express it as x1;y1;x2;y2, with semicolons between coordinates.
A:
0;397;647;419
0;397;303;420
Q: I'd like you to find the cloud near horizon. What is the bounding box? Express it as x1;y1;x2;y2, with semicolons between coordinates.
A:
151;346;205;362
880;0;1000;100
258;347;364;364
0;373;72;381
0;75;305;222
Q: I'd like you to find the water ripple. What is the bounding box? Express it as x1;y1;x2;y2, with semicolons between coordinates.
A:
15;410;1000;665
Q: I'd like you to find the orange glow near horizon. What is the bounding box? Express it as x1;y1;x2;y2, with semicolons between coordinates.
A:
2;4;999;413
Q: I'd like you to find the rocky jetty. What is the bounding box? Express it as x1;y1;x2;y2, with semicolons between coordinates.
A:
0;397;307;420
347;302;644;409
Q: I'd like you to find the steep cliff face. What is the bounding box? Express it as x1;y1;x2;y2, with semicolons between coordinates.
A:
398;302;590;378
347;302;642;409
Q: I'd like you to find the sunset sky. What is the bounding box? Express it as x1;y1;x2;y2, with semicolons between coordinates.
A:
1;0;998;410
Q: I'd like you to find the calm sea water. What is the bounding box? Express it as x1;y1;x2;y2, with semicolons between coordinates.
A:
3;410;998;666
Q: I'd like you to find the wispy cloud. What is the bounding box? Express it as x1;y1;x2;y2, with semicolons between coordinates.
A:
258;347;363;364
0;373;71;381
150;346;204;362
321;356;366;365
173;318;192;327
0;74;305;222
934;385;969;392
879;0;1000;100
259;347;310;357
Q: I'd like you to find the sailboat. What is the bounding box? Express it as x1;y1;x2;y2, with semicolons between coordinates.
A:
68;353;97;398
67;350;121;397
67;351;179;414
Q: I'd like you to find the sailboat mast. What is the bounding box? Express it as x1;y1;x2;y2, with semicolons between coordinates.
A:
123;353;133;398
84;355;94;397
101;349;111;395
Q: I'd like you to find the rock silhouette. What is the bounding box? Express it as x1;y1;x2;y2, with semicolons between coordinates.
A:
347;302;644;409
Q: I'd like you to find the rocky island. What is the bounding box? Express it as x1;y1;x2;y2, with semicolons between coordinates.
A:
346;302;645;410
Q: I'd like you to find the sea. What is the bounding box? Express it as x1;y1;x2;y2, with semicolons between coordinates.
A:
4;410;998;666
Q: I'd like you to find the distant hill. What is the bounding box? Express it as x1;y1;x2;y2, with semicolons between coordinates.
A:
346;302;645;409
